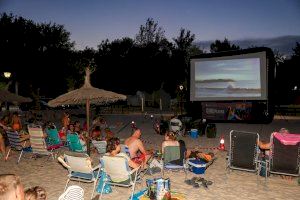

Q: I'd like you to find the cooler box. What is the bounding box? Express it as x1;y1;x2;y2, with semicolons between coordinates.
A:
187;158;206;174
190;129;198;139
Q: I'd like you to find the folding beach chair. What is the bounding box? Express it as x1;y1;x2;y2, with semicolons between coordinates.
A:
5;130;31;163
99;155;141;200
66;133;86;152
58;185;84;200
27;125;55;160
162;146;187;178
45;127;63;149
227;130;260;173
92;140;107;155
269;132;300;177
63;151;100;199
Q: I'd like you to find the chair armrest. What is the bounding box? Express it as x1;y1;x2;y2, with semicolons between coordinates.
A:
129;165;141;175
92;164;101;171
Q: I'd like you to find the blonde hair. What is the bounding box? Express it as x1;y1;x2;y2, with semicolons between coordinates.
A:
0;174;22;200
25;186;46;200
166;131;177;141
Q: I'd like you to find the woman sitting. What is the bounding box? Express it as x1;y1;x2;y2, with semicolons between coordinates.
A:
106;137;140;169
161;131;179;154
91;126;102;140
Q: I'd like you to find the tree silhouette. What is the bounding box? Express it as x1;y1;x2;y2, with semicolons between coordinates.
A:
210;38;240;53
135;18;166;46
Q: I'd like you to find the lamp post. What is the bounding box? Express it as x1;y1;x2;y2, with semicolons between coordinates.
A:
179;85;184;115
3;72;18;95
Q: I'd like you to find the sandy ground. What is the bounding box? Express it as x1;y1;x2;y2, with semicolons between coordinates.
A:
1;114;300;200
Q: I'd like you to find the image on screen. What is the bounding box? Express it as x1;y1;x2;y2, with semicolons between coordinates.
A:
190;52;267;101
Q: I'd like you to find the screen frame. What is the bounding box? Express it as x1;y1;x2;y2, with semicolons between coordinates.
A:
190;48;269;101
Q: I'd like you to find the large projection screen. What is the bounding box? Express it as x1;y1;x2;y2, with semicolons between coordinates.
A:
190;52;267;101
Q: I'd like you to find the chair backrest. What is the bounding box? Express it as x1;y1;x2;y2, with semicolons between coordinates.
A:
229;130;259;172
58;185;84;200
64;152;93;174
163;146;181;164
270;132;300;175
28;126;50;155
92;140;107;154
5;130;23;151
102;155;131;183
45;128;61;145
67;133;83;152
120;144;131;157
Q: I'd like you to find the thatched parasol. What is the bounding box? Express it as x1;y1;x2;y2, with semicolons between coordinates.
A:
0;89;32;104
48;67;126;154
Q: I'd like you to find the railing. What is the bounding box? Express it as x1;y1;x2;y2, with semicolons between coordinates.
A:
274;105;300;116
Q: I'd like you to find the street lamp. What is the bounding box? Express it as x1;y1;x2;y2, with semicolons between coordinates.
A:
179;85;184;115
3;72;11;78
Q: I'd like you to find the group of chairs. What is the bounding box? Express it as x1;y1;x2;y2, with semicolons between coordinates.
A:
5;124;64;163
227;130;300;179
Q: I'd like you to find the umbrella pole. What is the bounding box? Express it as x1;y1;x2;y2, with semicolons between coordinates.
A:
86;98;91;155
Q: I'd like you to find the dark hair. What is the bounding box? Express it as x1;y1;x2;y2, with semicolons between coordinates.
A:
178;140;186;148
106;137;120;153
94;126;101;131
166;131;176;140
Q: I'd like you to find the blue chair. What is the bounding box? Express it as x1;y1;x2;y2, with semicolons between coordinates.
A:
162;146;187;178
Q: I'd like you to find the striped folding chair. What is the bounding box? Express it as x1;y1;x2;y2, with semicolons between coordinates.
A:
58;185;84;200
27;125;55;160
5;130;31;163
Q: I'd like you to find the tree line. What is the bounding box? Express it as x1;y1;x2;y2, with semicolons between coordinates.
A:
0;13;299;105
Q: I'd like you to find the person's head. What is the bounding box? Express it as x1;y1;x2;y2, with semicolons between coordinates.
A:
132;129;142;138
165;131;176;141
0;174;24;200
24;186;46;200
106;137;121;153
63;112;69;117
74;121;80;127
279;128;289;134
68;123;74;132
93;126;101;132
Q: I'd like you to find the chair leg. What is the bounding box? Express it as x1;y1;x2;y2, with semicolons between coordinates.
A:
91;179;98;200
130;170;138;200
64;178;70;191
5;148;11;161
17;150;23;164
99;181;106;200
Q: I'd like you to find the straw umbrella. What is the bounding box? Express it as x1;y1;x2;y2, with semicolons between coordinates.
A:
48;68;126;154
0;89;32;103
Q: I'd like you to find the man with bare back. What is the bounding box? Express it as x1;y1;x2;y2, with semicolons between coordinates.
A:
124;128;152;166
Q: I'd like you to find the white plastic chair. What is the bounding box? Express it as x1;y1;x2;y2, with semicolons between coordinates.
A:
100;155;141;200
63;152;100;199
58;185;84;200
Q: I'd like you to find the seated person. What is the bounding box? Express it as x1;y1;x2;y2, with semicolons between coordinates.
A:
91;126;102;140
162;131;179;153
104;128;114;140
124;128;152;166
74;121;81;133
11;112;22;132
25;186;46;200
0;174;25;200
106;137;140;169
179;140;214;163
258;128;290;151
